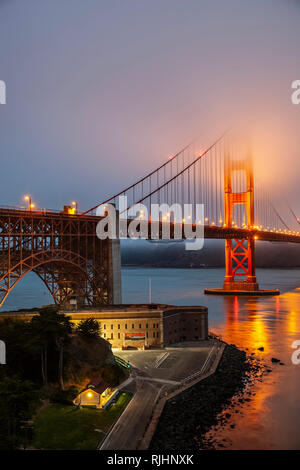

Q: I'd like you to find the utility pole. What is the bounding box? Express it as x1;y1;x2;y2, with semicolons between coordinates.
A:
148;277;152;304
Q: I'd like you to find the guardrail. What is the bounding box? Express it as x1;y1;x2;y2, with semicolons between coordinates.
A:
154;352;169;368
0;205;101;218
0;204;61;213
115;355;131;370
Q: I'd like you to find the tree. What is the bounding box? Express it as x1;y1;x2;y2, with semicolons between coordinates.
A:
76;318;101;338
0;375;37;449
30;308;72;388
0;319;39;382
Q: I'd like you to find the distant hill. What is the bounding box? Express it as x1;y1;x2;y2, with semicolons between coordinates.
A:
121;239;300;268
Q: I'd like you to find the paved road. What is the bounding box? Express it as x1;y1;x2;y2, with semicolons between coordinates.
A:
100;341;216;450
117;341;214;382
99;379;162;450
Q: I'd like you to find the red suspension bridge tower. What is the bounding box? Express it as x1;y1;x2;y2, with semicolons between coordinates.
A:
223;148;258;291
205;144;278;295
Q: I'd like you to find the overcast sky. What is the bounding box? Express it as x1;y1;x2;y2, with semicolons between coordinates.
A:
0;0;300;212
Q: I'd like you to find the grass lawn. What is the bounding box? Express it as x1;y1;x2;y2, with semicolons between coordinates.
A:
33;392;132;450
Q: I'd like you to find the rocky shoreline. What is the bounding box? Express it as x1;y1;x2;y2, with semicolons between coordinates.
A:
149;343;263;450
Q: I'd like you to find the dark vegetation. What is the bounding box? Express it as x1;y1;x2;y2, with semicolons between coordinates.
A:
0;307;124;449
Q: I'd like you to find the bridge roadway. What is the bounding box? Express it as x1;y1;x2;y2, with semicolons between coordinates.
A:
1;207;300;244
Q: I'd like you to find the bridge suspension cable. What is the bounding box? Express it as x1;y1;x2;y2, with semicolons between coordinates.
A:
83;133;227;224
83;131;292;234
286;200;300;226
81;140;195;216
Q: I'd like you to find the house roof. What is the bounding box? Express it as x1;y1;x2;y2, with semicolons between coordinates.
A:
79;377;109;396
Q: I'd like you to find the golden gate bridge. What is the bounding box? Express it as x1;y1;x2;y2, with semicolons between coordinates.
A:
1;133;299;307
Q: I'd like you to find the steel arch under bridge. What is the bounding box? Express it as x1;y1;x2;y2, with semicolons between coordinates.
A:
0;208;122;308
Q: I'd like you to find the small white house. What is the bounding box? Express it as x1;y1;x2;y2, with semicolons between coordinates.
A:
73;378;117;409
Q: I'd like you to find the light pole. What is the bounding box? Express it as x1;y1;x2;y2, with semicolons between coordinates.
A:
24;195;31;210
71;201;78;214
24;195;35;211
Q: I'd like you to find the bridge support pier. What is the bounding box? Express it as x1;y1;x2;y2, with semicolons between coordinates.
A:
205;145;279;296
222;237;259;291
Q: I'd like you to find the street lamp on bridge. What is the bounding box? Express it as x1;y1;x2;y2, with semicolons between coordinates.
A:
71;201;78;214
24;195;35;211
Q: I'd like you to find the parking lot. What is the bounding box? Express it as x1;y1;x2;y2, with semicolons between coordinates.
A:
115;340;215;383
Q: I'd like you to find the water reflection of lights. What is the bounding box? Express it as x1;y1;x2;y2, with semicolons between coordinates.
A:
275;289;300;335
249;317;268;350
234;296;239;317
217;296;269;353
275;296;280;315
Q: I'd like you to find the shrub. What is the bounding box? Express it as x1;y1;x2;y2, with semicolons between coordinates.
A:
50;386;80;405
76;318;101;338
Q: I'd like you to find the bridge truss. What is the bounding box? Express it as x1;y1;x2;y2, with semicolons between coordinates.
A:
1;133;299;307
0;209;120;308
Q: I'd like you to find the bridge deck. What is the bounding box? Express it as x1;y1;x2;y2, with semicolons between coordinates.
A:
0;207;300;244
